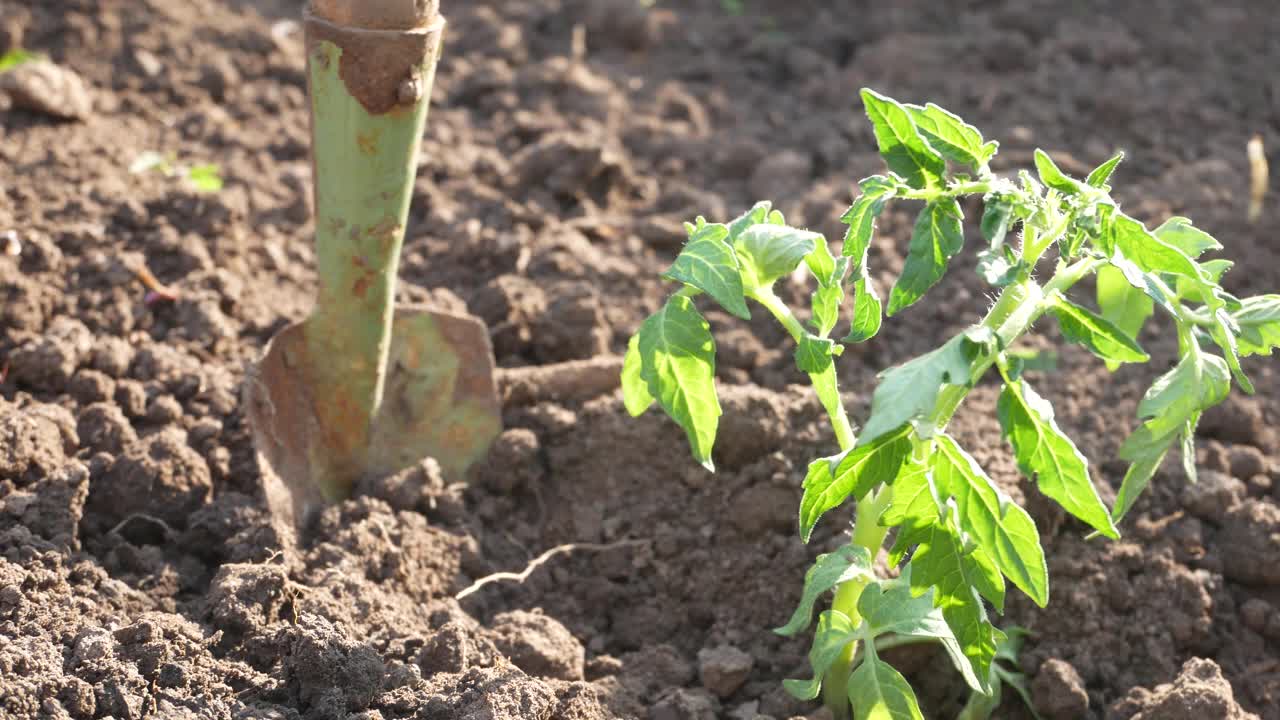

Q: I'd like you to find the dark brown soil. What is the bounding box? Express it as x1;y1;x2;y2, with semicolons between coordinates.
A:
2;1;1279;718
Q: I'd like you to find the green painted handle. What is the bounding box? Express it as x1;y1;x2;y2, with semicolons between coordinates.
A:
302;9;443;431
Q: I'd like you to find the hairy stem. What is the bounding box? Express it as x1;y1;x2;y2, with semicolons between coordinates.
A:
752;285;867;717
929;257;1100;430
823;483;895;717
751;287;857;449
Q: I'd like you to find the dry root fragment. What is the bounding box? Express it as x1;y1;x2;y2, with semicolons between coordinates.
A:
1248;134;1268;223
496;355;624;406
130;261;181;304
455;539;648;600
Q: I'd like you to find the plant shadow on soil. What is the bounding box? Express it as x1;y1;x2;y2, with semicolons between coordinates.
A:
1;0;1279;718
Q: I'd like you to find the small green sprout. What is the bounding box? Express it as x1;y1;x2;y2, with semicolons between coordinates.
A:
622;89;1280;719
130;151;224;193
0;49;41;73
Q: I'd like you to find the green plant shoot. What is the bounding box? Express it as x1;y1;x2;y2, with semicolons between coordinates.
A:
0;49;41;73
621;88;1280;718
130;150;224;193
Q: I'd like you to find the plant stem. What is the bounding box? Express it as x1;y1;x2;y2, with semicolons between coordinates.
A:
752;285;870;718
822;482;895;717
928;257;1100;430
759;255;1099;719
751;287;857;449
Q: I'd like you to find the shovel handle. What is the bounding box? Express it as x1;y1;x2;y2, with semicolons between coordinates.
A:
311;0;438;30
297;0;444;490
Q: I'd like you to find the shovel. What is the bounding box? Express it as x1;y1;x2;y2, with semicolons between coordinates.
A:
243;0;502;531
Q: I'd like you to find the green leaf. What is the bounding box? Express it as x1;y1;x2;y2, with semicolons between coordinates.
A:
621;334;655;416
1050;295;1150;364
845;271;884;343
1199;259;1234;285
1136;352;1231;437
848;656;925;720
905;102;997;169
812;281;844;337
186;164;224;193
992;665;1042;720
1113;352;1231;521
734;224;821;290
977;249;1020;287
1086;151;1124;189
977;198;1020;287
783;610;861;701
662;223;751;320
998;378;1118;538
0;49;40;73
1153;217;1221;259
859;329;988;442
980;199;1013;249
860;89;946;190
1233;295;1280;356
727;201;771;242
933;435;1048;607
775;546;873;636
898;511;1002;684
796;334;838;374
1034;149;1086;196
637;296;721;471
1110;212;1203;281
805;234;840;286
1005;348;1060;376
1096;264;1154;360
881;453;939;539
842;176;898;263
1112;425;1175;523
799;424;914;542
1105;255;1180;322
888;199;965;315
857;579;985;692
1205;308;1254;394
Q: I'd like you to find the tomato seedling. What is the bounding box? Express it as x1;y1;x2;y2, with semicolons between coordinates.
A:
622;89;1280;719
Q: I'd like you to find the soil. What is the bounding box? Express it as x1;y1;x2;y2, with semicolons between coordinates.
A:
2;0;1279;718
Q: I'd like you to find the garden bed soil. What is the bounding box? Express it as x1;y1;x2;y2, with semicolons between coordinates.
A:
2;0;1279;718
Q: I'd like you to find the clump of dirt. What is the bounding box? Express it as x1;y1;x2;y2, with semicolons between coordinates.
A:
3;0;1280;718
1108;658;1261;720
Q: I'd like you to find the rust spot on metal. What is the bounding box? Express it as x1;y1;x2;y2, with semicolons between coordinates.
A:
352;270;375;299
356;129;381;155
366;217;400;250
305;11;443;116
397;72;423;105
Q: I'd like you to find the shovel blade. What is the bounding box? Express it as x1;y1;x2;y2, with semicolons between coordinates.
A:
244;305;502;530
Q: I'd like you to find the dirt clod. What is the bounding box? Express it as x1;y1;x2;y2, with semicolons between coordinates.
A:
1034;657;1090;719
697;644;754;698
650;688;721;720
1218;499;1280;585
286;613;385;720
0;59;93;120
490;609;586;681
84;427;212;535
1108;658;1260;720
